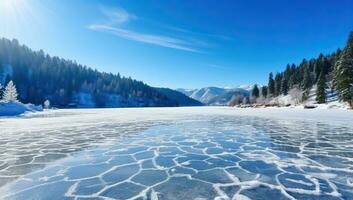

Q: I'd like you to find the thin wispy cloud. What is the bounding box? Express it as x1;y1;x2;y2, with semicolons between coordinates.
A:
88;6;202;52
100;6;136;25
88;24;200;52
166;25;233;41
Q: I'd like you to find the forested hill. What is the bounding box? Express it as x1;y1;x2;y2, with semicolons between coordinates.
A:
0;38;180;108
263;49;341;99
155;87;203;106
257;31;353;108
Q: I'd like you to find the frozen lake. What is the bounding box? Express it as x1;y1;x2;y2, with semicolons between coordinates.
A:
0;107;353;200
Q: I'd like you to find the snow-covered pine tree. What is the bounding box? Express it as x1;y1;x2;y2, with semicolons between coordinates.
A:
252;84;260;98
44;100;50;109
316;71;326;104
334;32;353;108
2;81;19;103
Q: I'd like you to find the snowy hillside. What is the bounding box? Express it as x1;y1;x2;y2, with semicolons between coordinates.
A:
304;85;348;109
268;85;349;109
190;87;225;104
177;86;251;105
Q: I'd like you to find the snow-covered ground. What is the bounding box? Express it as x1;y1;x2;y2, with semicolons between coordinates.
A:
0;102;43;117
269;85;350;110
0;107;352;199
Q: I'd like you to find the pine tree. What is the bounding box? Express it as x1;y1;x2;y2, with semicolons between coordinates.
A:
261;86;268;98
252;84;260;98
302;66;312;90
2;80;19;103
334;32;353;108
281;77;288;95
44;100;50;109
268;73;275;96
316;71;326;104
274;73;282;96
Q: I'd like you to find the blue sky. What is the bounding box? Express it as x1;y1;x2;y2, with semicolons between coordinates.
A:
1;0;353;89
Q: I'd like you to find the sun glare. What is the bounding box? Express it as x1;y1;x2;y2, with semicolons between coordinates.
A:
0;0;26;20
0;0;20;11
0;0;44;37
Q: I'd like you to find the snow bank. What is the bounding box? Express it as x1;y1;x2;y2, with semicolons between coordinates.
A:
0;102;43;117
304;86;349;109
267;86;350;110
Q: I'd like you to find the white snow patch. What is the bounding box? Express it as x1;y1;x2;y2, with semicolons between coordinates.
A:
0;102;43;117
268;85;350;110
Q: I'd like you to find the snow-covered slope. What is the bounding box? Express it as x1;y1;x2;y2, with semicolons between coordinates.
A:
0;102;43;116
304;85;348;109
177;86;251;105
270;85;349;109
190;87;225;104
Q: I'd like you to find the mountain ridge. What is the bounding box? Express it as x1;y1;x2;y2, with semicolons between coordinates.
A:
177;86;252;105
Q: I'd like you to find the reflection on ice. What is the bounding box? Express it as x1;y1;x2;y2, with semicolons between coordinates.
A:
0;108;353;199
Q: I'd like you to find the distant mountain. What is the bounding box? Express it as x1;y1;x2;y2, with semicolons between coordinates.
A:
175;88;195;97
224;84;254;91
190;87;225;104
155;88;203;106
177;86;251;105
0;38;179;108
207;88;250;105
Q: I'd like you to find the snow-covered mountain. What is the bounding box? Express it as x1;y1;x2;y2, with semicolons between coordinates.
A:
177;85;252;105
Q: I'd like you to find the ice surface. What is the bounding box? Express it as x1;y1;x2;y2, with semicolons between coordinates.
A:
0;107;353;199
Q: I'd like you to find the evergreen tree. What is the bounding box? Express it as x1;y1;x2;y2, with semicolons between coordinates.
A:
334;32;353;108
44;100;50;109
252;84;260;98
274;73;282;96
268;73;275;96
314;54;324;81
316;71;326;104
302;66;312;90
261;86;268;98
2;80;18;103
281;77;288;95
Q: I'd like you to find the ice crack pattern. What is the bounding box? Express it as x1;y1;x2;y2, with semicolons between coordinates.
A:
0;109;353;200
